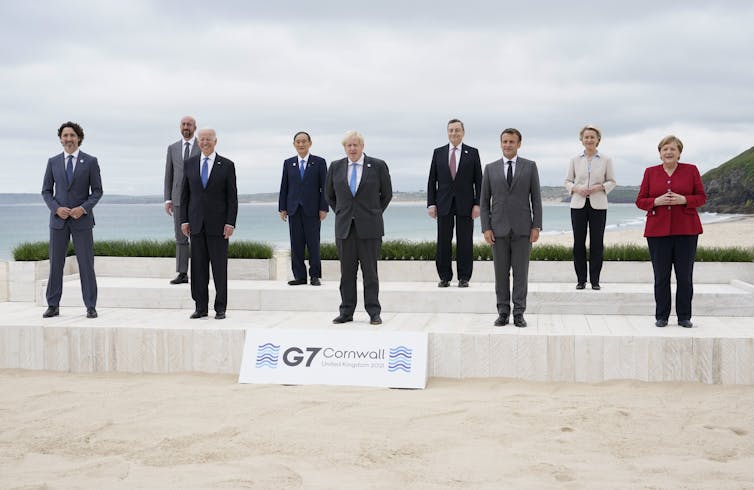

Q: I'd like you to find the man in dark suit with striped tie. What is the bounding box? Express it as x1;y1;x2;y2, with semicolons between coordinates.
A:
41;121;103;319
164;116;200;284
278;131;329;286
180;128;238;320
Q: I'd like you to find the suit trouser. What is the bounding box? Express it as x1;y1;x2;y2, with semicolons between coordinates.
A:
336;222;381;318
46;223;98;309
172;204;190;274
436;200;474;282
190;230;228;313
647;235;697;322
492;233;531;316
570;199;607;285
289;210;322;280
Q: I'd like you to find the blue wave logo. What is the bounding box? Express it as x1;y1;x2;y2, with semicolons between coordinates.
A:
256;342;280;369
388;345;412;373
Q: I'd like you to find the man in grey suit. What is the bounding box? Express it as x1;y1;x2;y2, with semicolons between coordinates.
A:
41;121;103;319
480;128;542;327
325;131;392;325
164;116;199;284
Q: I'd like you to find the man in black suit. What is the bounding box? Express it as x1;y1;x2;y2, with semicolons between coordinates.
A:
325;131;392;325
427;118;482;288
278;131;329;286
41;121;103;319
180;128;238;320
164;115;200;285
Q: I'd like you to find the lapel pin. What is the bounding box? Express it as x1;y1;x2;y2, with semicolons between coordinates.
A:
464;150;468;154
367;163;372;168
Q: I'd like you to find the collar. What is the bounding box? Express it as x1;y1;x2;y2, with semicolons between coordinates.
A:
201;152;216;162
348;155;365;166
64;150;80;161
503;156;518;164
580;150;600;158
298;153;310;163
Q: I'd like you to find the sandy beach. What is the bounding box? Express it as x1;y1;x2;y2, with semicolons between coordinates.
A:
1;370;754;489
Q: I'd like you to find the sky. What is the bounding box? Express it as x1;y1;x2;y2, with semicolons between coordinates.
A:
2;0;753;195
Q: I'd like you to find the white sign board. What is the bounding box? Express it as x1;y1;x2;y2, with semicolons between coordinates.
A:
239;329;428;389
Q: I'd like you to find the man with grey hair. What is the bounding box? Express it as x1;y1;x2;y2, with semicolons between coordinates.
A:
325;131;392;325
180;128;238;320
164;116;200;284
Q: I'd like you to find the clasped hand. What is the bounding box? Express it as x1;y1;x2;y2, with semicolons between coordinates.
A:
654;191;687;206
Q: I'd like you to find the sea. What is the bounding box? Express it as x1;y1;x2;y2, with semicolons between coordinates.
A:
0;201;737;261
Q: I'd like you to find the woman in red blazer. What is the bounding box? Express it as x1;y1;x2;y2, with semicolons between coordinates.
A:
636;135;706;328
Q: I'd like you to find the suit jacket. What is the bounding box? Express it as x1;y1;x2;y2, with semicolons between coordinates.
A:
636;163;706;237
427;143;482;216
325;155;392;240
42;151;103;230
180;153;238;235
564;152;617;209
278;154;329;216
480;157;543;236
164;138;200;203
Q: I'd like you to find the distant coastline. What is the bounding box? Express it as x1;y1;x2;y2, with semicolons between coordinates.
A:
0;186;642;205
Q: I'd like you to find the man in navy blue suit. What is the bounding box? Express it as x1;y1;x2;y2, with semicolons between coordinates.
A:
41;121;103;319
278;131;329;286
180;128;238;320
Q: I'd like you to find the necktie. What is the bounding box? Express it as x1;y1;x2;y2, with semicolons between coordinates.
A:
300;159;306;179
506;161;513;187
349;163;359;196
66;155;74;184
449;147;458;180
201;157;209;188
183;142;190;161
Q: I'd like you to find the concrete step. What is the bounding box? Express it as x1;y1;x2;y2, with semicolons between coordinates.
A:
41;276;754;316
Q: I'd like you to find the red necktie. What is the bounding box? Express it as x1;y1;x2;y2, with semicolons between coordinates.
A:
449;147;457;180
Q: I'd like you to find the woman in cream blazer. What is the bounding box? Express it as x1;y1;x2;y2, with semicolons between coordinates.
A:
564;125;616;290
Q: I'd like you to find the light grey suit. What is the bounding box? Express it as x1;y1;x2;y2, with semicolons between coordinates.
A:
480;157;542;315
164;138;199;273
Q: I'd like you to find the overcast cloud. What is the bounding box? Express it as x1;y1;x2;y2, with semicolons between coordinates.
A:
2;0;753;195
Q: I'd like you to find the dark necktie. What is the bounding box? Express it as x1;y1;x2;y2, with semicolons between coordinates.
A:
201;157;209;188
66;155;74;184
506;161;513;187
449;147;458;180
183;142;190;161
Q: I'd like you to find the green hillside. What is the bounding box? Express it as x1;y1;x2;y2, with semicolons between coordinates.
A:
702;146;754;214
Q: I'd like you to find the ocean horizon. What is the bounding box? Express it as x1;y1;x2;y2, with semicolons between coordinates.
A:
0;200;738;261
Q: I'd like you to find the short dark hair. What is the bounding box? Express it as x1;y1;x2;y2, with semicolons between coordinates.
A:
58;121;84;145
500;128;522;143
293;131;311;142
447;118;465;131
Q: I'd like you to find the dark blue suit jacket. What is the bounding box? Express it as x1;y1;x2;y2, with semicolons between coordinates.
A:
278;154;329;216
42;151;103;230
180;153;238;236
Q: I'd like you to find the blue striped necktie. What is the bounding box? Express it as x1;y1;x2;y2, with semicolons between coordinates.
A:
201;157;209;188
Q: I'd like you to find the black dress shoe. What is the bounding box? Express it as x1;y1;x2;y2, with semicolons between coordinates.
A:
170;273;188;284
215;311;226;320
513;314;527;328
288;278;307;286
42;306;59;318
678;319;693;328
576;282;586;290
438;280;450;288
332;315;353;324
190;310;208;319
591;283;601;290
370;315;382;325
458;279;469;288
655;319;668;328
494;314;509;327
86;307;98;319
310;277;321;286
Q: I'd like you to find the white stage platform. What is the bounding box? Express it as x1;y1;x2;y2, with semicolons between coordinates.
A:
1;257;753;384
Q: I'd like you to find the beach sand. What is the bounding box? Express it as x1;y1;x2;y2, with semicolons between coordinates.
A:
1;370;754;489
2;217;754;488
